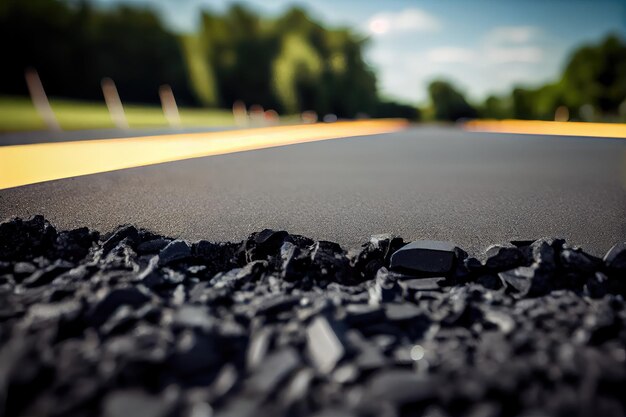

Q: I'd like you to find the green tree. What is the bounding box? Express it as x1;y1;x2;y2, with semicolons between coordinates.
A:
0;0;195;104
482;34;626;121
428;80;477;121
560;35;626;116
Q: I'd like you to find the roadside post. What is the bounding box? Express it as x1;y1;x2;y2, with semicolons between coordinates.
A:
159;84;181;127
24;68;61;131
101;77;129;129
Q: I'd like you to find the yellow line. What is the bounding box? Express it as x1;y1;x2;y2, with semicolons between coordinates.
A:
0;120;408;190
464;119;626;139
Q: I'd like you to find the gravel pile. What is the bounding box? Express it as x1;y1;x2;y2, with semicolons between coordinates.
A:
0;215;625;417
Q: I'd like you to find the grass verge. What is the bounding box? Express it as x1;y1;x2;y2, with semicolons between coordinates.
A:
0;96;235;132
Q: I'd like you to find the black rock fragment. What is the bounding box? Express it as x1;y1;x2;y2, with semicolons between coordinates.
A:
604;242;626;272
390;240;456;275
0;215;57;261
399;277;446;296
137;238;170;255
22;260;73;287
310;241;352;284
350;234;404;281
369;268;402;304
158;240;191;266
87;287;151;327
54;227;99;261
306;316;348;374
244;229;289;261
484;244;523;270
102;225;139;254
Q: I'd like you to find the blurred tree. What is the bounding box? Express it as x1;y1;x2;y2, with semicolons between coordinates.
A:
560;35;626;117
0;0;195;104
428;80;477;121
480;95;512;119
272;34;323;113
482;34;626;121
181;34;219;107
374;101;421;121
511;88;536;120
0;0;416;119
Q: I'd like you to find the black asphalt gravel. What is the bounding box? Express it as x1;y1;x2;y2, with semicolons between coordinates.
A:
1;215;625;417
1;126;625;256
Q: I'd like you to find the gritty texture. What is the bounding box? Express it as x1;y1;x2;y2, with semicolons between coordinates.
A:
1;215;626;417
1;127;625;256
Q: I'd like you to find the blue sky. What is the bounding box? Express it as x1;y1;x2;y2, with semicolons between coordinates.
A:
93;0;626;104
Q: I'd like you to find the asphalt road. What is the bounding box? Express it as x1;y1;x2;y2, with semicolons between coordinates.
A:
1;126;625;257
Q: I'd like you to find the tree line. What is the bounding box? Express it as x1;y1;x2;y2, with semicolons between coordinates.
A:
1;0;623;122
430;35;626;122
0;0;418;119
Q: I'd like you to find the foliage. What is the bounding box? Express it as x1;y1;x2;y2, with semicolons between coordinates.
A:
0;1;407;119
481;34;626;121
427;80;478;121
0;0;195;104
374;101;421;121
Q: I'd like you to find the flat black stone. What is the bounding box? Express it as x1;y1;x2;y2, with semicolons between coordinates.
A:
137;238;170;254
306;316;347;374
604;242;626;272
102;225;139;254
484;245;523;270
158;240;191;266
390;240;456;275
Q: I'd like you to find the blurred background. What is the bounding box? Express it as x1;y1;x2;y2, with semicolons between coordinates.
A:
0;0;625;132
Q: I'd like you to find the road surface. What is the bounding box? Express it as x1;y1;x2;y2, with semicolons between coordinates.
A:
1;126;625;256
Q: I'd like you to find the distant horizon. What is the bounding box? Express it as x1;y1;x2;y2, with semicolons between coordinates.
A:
90;0;626;105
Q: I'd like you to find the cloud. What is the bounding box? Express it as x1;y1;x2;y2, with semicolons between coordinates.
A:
423;25;543;66
366;8;440;36
426;47;476;63
486;26;541;45
485;46;543;63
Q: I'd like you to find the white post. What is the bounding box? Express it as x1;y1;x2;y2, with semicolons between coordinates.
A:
232;100;248;127
554;105;569;122
249;104;264;126
159;84;181;127
101;77;128;129
24;68;61;131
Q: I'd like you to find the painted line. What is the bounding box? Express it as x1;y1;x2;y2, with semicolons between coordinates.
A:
0;119;408;190
464;119;626;139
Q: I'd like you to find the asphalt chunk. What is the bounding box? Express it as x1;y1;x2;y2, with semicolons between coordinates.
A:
390;240;456;275
158;240;191;266
604;242;626;272
306;316;347;374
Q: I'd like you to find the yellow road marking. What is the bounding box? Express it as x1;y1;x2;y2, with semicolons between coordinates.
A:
464;119;626;139
0;120;408;190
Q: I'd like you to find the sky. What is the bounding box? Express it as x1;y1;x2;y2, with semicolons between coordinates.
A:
93;0;626;104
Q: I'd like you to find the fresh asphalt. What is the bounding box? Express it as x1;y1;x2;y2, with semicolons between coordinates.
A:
1;126;625;257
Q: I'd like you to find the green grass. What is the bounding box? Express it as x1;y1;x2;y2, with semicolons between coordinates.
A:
0;96;235;132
